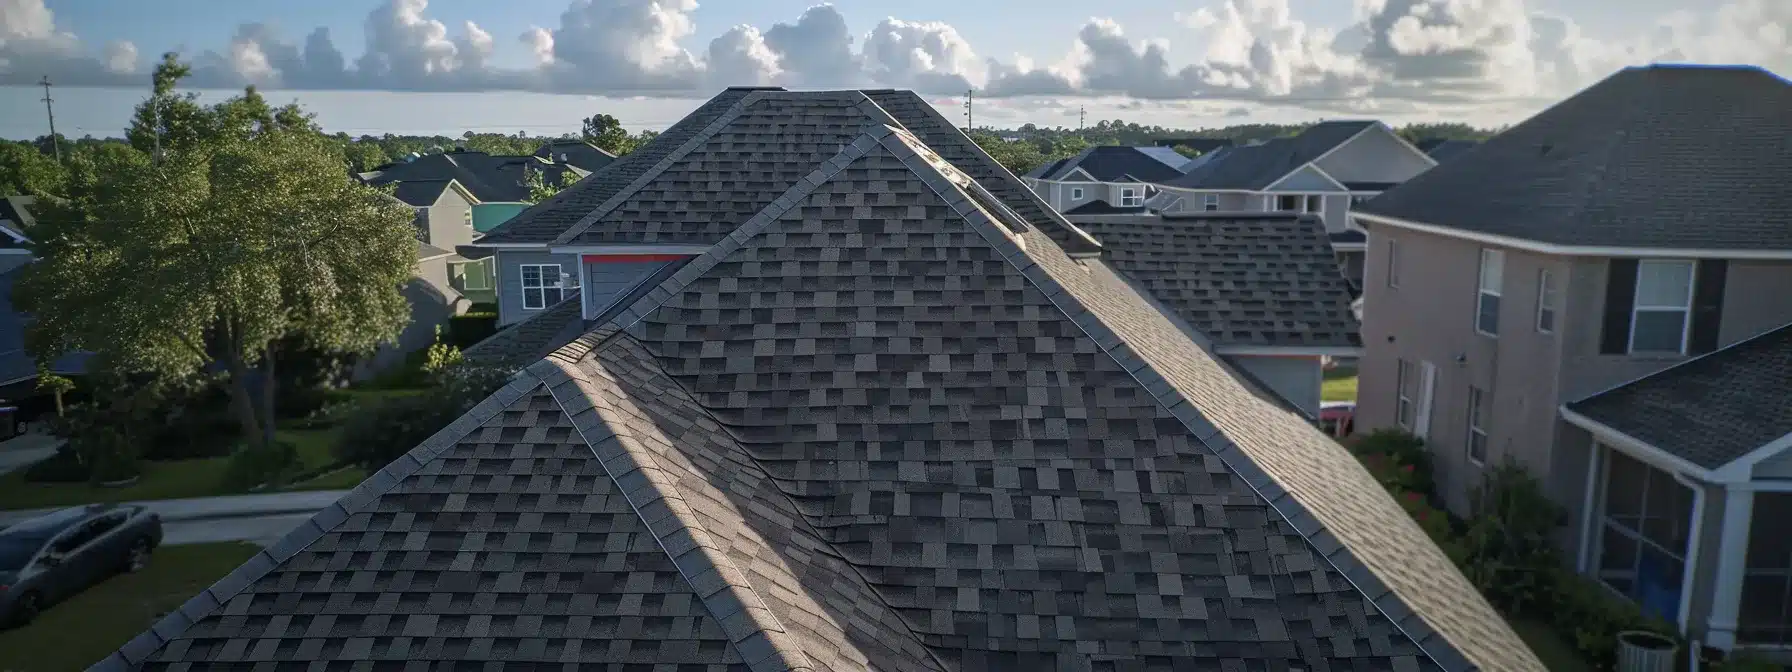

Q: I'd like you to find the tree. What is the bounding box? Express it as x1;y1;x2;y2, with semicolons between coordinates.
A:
1170;145;1205;159
525;169;581;203
18;55;417;452
580;113;630;154
969;131;1047;176
36;370;75;416
0;141;66;196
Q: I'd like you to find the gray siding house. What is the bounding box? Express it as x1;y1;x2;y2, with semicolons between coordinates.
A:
1018;145;1193;213
1353;64;1792;657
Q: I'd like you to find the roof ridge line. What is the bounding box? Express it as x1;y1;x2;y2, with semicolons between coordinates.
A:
595;127;894;335
877;131;1495;671
551;93;761;246
527;356;817;672
93;374;548;671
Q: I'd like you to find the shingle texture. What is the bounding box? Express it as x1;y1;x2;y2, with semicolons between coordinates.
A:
113;91;1541;672
1027;146;1189;182
1358;65;1792;248
462;297;587;369
1070;213;1361;349
1164;122;1373;191
1568;321;1792;470
360;153;580;204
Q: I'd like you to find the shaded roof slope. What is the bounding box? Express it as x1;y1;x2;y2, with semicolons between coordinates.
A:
534;139;618;173
1417;139;1480;163
1568;321;1792;470
110;114;1537;672
388;178;459;207
1165;121;1375;190
1358;65;1792;248
1030;146;1189;182
361;152;582;203
1071;213;1362;349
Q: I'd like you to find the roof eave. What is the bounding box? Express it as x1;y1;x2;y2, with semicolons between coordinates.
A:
1353;211;1792;260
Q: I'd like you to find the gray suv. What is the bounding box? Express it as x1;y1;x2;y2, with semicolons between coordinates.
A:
0;503;164;627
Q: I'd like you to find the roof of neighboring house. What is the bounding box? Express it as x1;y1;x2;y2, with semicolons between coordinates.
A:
1163;121;1377;191
1567;321;1792;471
478;87;1102;255
460;296;588;369
1330;229;1367;245
1026;146;1190;182
1061;199;1149;215
1071;212;1362;350
387;178;465;207
103;91;1539;672
0;196;35;250
415;241;457;262
0;265;90;386
360;151;587;204
534;139;619;173
1358;65;1792;249
1416;139;1480;163
1154;137;1236;154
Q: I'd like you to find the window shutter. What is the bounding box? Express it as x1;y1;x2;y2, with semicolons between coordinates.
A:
1688;260;1728;354
1600;259;1639;354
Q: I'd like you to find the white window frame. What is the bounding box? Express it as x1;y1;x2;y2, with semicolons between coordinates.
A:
1628;259;1696;355
1476;248;1504;337
1070;187;1085;201
1119;186;1142;207
1386;239;1401;289
519;263;571;310
1395;359;1414;430
460;257;493;291
1203;194;1219;211
1466;386;1488;465
1536;268;1559;334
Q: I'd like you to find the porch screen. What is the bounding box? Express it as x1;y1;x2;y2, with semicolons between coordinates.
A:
1596;449;1694;624
1741;493;1792;645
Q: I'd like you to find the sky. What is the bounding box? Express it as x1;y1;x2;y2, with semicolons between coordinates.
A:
0;0;1786;139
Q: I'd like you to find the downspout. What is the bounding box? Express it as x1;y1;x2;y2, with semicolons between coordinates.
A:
1671;471;1707;635
1577;441;1603;573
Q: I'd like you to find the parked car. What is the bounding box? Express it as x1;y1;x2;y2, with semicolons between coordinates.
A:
1319;401;1356;438
0;503;163;627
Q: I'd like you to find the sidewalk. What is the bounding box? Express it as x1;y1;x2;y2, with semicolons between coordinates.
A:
0;489;351;528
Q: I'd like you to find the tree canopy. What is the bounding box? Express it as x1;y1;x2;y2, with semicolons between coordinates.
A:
580;113;630;154
17;54;418;451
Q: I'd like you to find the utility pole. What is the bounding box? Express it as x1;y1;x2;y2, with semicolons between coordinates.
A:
963;90;974;132
39;76;60;163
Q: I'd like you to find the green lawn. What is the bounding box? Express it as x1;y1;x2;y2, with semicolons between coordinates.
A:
1322;366;1359;402
1511;619;1591;672
0;542;260;672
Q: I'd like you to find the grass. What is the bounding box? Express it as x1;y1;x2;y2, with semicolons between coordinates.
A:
1322;366;1359;403
1512;618;1591;672
0;542;260;672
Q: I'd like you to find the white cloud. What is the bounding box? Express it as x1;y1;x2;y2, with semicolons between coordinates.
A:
0;0;1785;118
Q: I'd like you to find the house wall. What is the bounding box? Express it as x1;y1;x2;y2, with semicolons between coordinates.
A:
582;259;673;318
423;188;475;250
356;257;459;379
1314;127;1436;184
1266;166;1342;192
1156;188;1255;213
1230;355;1322;417
1357;225;1570;512
495;249;581;326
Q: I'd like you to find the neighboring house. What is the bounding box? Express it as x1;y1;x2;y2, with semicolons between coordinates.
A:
1153;136;1235;155
1415;138;1480;163
389;178;494;304
358;149;587;204
103;86;1541;672
533;138;618;173
1352;64;1792;655
0;196;39;275
1019;145;1190;212
1070;212;1361;417
1149;121;1439;288
0;197;90;398
353;189;480;378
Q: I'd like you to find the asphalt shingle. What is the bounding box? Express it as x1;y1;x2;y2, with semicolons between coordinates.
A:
1070;213;1362;349
1031;146;1189;183
1358;65;1792;248
1164;122;1374;191
1568;321;1792;470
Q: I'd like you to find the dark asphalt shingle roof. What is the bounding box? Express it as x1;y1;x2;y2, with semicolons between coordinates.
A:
106;95;1538;672
1164;121;1375;190
387;179;458;207
1568;321;1792;470
533;139;618;173
460;296;587;369
1027;146;1189;182
1358;65;1792;249
1418;139;1479;163
1072;213;1362;349
361;152;585;204
1155;138;1236;154
1061;200;1148;215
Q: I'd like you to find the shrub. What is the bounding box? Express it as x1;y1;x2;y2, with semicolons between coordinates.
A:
466;301;498;315
1550;569;1678;670
221;440;302;490
22;447;90;483
447;313;499;348
1350;428;1435;496
1459;459;1565;617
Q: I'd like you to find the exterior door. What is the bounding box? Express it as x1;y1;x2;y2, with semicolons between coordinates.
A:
1413;361;1438;439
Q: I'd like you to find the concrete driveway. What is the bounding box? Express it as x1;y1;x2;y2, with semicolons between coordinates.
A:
0;432;62;476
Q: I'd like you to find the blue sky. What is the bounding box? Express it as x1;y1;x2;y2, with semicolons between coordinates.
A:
1;0;1783;139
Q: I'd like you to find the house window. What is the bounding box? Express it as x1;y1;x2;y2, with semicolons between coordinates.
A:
1395;359;1415;429
459;258;492;291
1597;449;1694;623
1476;248;1504;336
1276;195;1301;211
1203;194;1219;211
1070;187;1085;201
1465;386;1489;465
520;263;574;310
1305;195;1323;213
1386;239;1401;289
1630;260;1695;354
1119;187;1142;207
1740;492;1792;645
1537;268;1559;334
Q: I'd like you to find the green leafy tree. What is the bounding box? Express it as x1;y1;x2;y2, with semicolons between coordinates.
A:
18;55;417;452
580;113;630;154
0;141;66;196
36;370;75;416
525;169;581;203
338;135;391;172
969;131;1047;176
1170;145;1205;159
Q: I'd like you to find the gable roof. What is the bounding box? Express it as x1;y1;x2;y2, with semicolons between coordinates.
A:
0;196;35;250
1026;146;1190;183
1567;320;1792;471
1164;121;1376;191
1061;199;1149;216
533;139;618;173
387;178;465;208
105;95;1539;672
1358;65;1792;249
1417;139;1480;163
361;152;585;204
1154;137;1236;155
1071;212;1362;350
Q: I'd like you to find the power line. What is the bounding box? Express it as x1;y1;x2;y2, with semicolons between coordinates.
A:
39;76;60;163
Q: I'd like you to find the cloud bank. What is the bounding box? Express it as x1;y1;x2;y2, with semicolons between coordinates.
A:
0;0;1786;113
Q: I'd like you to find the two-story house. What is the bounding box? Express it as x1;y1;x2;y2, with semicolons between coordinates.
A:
1353;63;1792;658
1151;121;1439;288
389;178;493;305
1019;145;1191;213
